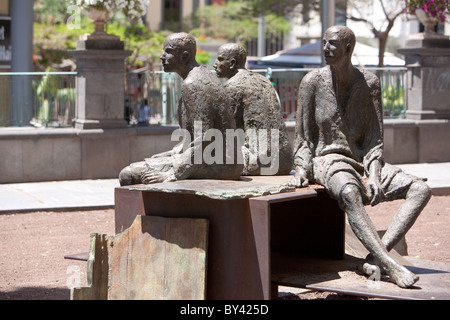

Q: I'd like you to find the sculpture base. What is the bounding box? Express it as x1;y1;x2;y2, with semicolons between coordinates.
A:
71;47;132;130
77;34;124;50
115;176;346;300
404;33;450;48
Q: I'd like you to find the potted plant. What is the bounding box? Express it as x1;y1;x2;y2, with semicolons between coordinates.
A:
72;0;150;35
404;0;449;36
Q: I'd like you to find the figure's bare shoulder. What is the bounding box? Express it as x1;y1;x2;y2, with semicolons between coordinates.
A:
361;67;381;90
301;68;322;87
299;68;322;93
182;66;223;98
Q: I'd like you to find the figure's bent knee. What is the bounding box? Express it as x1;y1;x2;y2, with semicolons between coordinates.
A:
409;180;432;202
339;184;362;206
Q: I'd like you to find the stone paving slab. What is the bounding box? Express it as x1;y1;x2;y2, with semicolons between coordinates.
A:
0;179;119;213
0;162;448;213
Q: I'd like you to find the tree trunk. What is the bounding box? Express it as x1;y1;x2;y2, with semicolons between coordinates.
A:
378;32;388;68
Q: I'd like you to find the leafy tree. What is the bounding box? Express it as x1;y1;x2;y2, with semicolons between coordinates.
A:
192;1;291;44
33;0;168;70
345;0;405;67
239;0;320;18
34;0;70;24
242;0;415;67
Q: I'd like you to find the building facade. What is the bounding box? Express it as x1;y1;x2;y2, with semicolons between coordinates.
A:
145;0;225;31
0;0;10;71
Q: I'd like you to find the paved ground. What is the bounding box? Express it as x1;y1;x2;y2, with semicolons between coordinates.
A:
0;179;119;213
1;163;449;213
0;162;449;301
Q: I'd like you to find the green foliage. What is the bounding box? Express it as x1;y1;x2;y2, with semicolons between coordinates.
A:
33;11;168;70
240;0;320;17
34;0;71;24
193;1;291;44
105;20;168;69
382;84;405;118
34;17;94;51
195;50;211;65
33;14;95;69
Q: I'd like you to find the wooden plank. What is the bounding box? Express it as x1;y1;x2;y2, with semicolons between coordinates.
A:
71;234;109;300
72;215;208;300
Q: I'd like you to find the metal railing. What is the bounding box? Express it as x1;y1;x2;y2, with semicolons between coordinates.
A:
369;67;407;119
0;72;76;127
0;68;406;128
125;67;407;125
253;67;407;119
125;71;182;126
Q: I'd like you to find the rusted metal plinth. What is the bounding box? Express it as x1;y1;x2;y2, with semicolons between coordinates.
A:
114;176;345;300
114;175;450;300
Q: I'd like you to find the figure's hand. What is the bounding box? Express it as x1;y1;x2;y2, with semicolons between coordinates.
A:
366;175;384;206
289;167;309;188
140;169;176;184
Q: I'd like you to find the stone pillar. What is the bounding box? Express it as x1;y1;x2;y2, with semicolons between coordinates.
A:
10;0;33;126
398;36;450;120
72;35;132;129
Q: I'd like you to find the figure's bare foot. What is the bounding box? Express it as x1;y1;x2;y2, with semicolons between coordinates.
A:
385;262;419;288
379;256;419;288
363;254;418;288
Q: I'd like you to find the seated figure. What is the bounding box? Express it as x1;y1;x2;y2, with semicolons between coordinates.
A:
214;43;293;175
290;26;431;288
119;33;243;186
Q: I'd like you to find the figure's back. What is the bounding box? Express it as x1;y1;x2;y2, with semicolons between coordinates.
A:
225;69;293;175
181;66;236;134
180;66;243;179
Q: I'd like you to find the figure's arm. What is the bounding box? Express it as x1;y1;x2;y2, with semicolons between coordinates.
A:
291;74;316;187
167;78;217;180
363;74;385;205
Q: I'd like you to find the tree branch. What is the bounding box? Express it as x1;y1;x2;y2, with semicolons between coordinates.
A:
379;0;389;20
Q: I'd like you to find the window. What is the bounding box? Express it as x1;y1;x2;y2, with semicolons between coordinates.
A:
0;0;10;16
163;0;181;28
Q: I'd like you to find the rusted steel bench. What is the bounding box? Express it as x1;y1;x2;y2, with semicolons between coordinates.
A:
114;176;345;300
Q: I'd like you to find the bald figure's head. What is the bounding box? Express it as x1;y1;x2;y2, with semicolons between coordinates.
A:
160;33;198;77
323;25;356;66
214;43;247;79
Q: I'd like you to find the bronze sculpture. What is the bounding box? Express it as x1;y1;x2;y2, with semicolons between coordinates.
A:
214;43;293;175
119;33;243;186
290;26;431;288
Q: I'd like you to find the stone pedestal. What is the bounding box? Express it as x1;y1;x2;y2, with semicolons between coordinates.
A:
72;36;132;129
398;35;450;120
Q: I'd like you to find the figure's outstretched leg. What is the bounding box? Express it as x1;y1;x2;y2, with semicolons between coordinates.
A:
340;184;419;288
381;180;431;252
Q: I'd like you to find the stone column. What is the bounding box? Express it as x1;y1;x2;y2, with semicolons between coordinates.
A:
72;35;132;129
398;36;450;120
10;0;33;126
